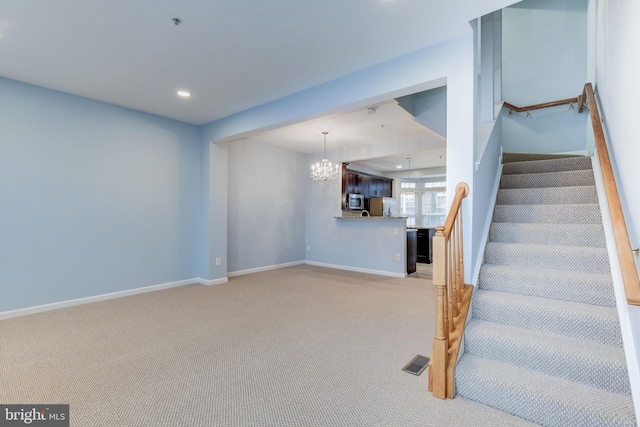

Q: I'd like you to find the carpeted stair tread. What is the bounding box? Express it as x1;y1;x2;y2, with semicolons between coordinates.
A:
497;185;598;205
502;152;584;163
472;289;623;347
489;222;606;247
484;242;610;275
493;203;602;224
457;154;636;424
464;320;631;395
478;264;616;307
500;169;595;189
502;156;593;174
455;354;637;427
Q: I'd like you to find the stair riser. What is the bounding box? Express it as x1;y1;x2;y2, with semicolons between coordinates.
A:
489;223;606;247
500;170;595;189
478;266;616;307
472;293;623;347
502;156;593;175
464;324;630;395
484;243;610;275
493;204;602;224
497;186;598;205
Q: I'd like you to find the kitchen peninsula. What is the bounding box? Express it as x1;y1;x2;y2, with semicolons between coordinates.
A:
335;216;407;220
326;163;418;276
334;214;417;275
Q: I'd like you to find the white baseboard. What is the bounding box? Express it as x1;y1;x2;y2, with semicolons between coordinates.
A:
0;278;199;320
227;261;305;277
0;260;404;320
305;260;406;278
197;277;229;286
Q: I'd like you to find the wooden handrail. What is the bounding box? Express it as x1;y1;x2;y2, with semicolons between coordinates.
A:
428;182;472;399
581;83;640;306
441;183;470;238
504;97;578;113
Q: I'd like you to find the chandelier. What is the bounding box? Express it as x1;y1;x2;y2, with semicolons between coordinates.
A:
310;131;340;190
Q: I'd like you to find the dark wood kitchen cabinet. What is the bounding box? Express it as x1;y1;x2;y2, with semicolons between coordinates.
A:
407;229;417;274
346;170;356;193
416;228;436;264
346;170;365;194
341;164;393;210
360;175;370;199
369;177;380;198
380;178;393;197
369;176;393;198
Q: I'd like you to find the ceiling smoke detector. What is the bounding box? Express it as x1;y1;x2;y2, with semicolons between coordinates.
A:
367;106;378;114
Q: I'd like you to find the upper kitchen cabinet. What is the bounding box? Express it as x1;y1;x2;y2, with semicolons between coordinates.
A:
342;164;393;199
346;170;362;194
360;175;371;199
369;177;393;198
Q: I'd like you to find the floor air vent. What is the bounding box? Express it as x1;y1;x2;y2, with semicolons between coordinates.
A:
402;354;429;376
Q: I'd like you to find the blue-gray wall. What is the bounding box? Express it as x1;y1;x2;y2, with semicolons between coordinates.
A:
502;0;588;105
1;29;479;312
203;34;476;282
413;86;447;137
502;0;588;154
227;139;306;273
596;1;640;414
0;77;201;311
472;115;503;281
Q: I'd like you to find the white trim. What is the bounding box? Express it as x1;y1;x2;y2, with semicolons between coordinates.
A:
591;154;640;417
197;277;229;286
557;149;588;156
0;278;199;320
227;260;305;277
305;260;406;278
471;161;503;286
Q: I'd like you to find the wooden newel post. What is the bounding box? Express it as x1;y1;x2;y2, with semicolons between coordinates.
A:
430;225;448;399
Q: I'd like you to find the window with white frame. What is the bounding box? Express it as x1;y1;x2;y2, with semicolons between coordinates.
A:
399;179;446;227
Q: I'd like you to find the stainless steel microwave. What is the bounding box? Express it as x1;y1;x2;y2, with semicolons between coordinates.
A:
348;193;365;210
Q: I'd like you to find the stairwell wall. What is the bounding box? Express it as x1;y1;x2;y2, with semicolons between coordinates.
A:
501;0;589;154
595;0;640;416
472;115;503;285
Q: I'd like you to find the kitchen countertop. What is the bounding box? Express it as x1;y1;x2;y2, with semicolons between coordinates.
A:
335;216;408;220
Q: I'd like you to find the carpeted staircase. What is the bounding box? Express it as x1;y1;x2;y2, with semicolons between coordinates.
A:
455;154;637;426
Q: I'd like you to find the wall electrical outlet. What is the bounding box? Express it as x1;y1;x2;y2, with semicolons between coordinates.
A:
216;257;222;266
394;228;399;235
307;246;311;252
395;254;401;261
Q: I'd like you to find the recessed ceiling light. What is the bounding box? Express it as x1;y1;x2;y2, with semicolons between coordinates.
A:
177;90;191;97
396;165;403;169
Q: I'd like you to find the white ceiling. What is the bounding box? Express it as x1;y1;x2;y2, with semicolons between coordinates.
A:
0;0;519;126
246;100;429;153
247;99;447;172
350;147;448;173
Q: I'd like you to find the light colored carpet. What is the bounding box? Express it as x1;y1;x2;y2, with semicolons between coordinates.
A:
0;265;537;427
